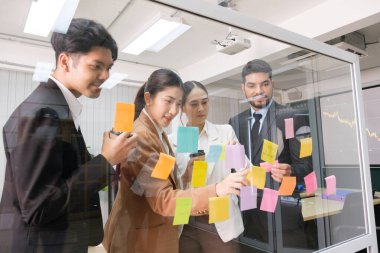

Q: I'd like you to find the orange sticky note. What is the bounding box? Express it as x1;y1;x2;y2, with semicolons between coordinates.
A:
114;102;135;132
300;137;312;158
209;196;229;223
246;166;266;189
278;176;296;196
261;139;278;164
151;153;175;180
191;161;208;187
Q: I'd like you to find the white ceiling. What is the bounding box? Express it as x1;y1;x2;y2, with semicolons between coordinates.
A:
0;0;379;92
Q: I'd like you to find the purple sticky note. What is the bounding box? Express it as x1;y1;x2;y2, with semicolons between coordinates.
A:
285;118;295;139
325;175;336;196
240;186;257;211
225;144;245;170
304;171;317;195
260;160;279;172
260;188;279;213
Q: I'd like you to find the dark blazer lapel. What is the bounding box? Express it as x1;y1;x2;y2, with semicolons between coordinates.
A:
239;109;251;155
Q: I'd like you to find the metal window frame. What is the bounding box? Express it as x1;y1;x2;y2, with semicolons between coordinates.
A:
150;0;377;252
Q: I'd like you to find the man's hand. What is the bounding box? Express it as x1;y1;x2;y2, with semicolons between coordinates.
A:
271;163;292;183
101;131;138;166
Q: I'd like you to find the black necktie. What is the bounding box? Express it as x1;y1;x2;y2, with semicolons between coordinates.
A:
251;113;262;161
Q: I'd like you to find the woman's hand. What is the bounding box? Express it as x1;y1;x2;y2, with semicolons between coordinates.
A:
216;169;249;196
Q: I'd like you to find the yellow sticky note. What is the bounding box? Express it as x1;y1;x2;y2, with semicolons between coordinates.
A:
246;166;266;189
219;144;226;161
278;176;296;196
173;197;192;225
191;161;208;188
114;102;135;132
209;196;229;223
300;137;312;158
151;153;175;180
261;139;278;164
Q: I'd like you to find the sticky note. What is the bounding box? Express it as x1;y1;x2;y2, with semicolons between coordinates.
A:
176;126;199;153
325;175;336;196
260;160;279;173
190;161;208;187
173;197;192;225
246;166;266;189
278;176;296;196
304;171;317;195
113;102;135;132
261;139;278;164
151;153;175;180
206;145;222;163
284;118;295;139
219;144;226;161
260;188;279;213
240;186;257;211
209;196;229;223
225;144;246;170
300;137;312;158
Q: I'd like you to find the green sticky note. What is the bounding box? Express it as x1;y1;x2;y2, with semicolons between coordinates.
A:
191;161;208;187
209;196;229;223
173;197;192;225
261;139;278;164
177;126;199;153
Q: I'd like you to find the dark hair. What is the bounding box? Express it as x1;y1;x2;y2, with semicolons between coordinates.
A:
134;69;183;120
182;81;208;106
51;18;118;63
241;59;272;83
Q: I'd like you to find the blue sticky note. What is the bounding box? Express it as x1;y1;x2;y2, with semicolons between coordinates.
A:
206;145;222;163
177;126;199;153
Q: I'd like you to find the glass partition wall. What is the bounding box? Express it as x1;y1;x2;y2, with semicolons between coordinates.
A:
0;0;376;252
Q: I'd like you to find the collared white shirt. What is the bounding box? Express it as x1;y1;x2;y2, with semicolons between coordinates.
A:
142;108;169;154
49;75;83;130
250;99;273;133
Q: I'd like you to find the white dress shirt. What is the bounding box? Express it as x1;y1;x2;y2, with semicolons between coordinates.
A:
49;75;83;130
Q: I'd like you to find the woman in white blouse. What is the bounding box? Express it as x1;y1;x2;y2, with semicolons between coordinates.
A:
169;81;248;253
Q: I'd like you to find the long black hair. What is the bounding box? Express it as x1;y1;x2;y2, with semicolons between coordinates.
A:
134;69;183;120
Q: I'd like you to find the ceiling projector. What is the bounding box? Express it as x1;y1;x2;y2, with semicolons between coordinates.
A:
216;35;251;55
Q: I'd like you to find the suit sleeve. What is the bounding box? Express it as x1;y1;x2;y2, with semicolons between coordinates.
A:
6;107;113;226
125;130;217;217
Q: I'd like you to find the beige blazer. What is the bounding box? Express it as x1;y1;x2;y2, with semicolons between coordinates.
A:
103;112;217;253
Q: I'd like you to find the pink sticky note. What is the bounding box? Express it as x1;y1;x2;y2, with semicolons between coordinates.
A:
240;186;257;211
285;118;295;139
325;175;336;196
304;171;317;195
260;188;279;213
225;144;246;170
260;160;279;172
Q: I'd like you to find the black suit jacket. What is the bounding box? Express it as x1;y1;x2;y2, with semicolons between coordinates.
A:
229;101;312;182
0;79;114;252
228;101;314;249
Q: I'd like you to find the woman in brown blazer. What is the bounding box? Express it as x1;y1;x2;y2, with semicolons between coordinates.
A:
103;69;247;253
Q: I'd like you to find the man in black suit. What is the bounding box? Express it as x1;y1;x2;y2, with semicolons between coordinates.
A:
0;18;138;252
229;59;314;250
